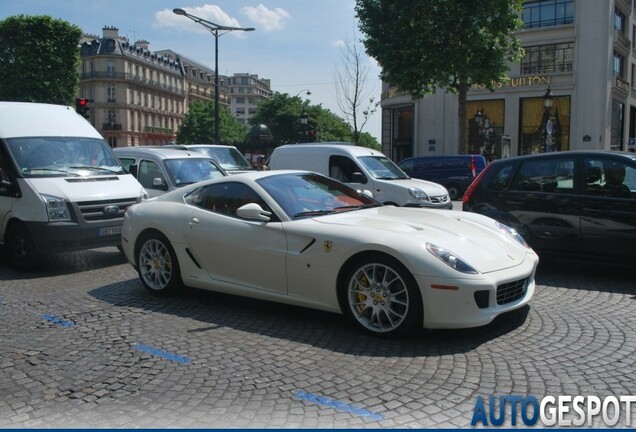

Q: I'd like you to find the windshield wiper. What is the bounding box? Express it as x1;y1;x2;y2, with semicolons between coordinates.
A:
293;210;336;218
69;165;123;174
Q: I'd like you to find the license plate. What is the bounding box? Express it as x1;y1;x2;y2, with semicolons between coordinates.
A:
98;226;122;236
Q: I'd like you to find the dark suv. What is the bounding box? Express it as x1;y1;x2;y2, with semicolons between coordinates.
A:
462;151;636;263
398;155;487;200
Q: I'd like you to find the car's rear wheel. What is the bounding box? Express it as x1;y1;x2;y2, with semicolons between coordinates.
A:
136;232;182;295
5;222;39;272
340;254;422;336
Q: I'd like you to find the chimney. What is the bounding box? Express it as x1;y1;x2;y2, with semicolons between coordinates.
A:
102;26;119;39
136;39;150;50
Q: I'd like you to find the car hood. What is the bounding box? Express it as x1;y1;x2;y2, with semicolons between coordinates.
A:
312;206;528;274
389;178;449;196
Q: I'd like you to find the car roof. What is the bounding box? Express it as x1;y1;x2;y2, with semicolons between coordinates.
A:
274;142;381;156
113;146;215;160
168;144;238;150
491;150;636;164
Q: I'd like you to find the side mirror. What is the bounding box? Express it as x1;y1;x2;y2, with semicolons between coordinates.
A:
351;172;367;184
236;203;271;222
358;189;374;199
152;177;168;190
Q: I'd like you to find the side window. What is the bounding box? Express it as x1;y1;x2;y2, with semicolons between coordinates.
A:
584;158;634;198
399;159;414;175
196;182;272;218
512;158;574;193
118;157;135;173
329;155;363;183
137;160;166;190
0;149;16;196
487;164;514;192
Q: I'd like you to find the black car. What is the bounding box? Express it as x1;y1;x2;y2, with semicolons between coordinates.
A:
462;151;636;264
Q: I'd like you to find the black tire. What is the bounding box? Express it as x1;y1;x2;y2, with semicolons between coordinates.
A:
339;254;422;336
135;231;182;295
5;223;39;272
446;183;461;200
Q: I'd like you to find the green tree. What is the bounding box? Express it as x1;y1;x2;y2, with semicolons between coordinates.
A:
177;100;247;145
250;92;380;148
355;0;524;153
0;15;82;105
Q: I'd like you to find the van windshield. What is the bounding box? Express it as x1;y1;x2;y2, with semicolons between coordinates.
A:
7;137;125;177
358;156;409;180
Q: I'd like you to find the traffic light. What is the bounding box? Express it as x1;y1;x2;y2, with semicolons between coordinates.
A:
75;98;90;119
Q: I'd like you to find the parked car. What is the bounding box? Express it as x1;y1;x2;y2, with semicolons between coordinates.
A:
164;144;254;174
398;155;487;200
462;151;636;264
268;143;452;209
0;102;147;271
122;170;538;336
113;147;226;198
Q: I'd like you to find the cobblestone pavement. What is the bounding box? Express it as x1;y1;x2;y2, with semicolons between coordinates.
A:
0;247;635;428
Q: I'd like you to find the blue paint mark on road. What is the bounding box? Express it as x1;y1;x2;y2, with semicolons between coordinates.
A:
40;314;75;327
295;390;384;421
133;343;191;365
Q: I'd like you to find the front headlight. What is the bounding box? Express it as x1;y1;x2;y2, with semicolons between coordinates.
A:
496;222;529;248
426;243;478;274
42;194;71;222
408;187;429;201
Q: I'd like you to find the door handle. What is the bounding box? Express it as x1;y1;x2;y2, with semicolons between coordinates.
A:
189;217;199;225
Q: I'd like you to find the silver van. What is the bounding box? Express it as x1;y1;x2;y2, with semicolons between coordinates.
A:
113;147;226;198
164;144;254;174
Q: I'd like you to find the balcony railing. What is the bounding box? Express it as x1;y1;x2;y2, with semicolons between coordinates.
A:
80;71;186;96
102;123;122;131
144;126;173;135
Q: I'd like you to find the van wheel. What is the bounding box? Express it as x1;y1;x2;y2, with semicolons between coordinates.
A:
339;254;422;336
5;223;39;272
446;184;461;200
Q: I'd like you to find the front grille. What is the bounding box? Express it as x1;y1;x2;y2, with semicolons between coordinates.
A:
76;197;138;222
497;277;529;305
430;195;450;204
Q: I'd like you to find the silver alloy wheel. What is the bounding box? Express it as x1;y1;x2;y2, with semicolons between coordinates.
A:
139;238;173;291
347;262;410;333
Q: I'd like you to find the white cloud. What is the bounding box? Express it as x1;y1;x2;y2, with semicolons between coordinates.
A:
333;39;346;48
154;5;249;37
240;4;290;31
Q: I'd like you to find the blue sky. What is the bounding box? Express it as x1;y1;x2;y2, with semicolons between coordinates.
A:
0;0;382;139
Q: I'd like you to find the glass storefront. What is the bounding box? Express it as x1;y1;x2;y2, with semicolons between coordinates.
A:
519;95;570;154
466;100;505;161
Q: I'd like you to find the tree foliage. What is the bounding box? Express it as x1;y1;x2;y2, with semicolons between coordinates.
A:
177;100;247;145
355;0;524;153
0;15;82;105
250;92;380;149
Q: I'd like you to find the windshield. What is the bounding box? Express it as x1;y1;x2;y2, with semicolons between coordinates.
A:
190;146;253;171
165;158;226;186
7;137;125;177
257;172;379;220
358;156;409;180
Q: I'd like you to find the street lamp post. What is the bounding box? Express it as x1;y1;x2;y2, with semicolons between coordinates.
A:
543;86;555;152
295;89;311;98
173;8;254;144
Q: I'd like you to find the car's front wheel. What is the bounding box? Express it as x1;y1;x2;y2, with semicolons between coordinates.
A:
136;232;182;295
340;255;422;336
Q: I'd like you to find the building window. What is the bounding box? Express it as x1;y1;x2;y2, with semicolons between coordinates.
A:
613;52;625;77
523;0;574;29
522;43;574;74
520;95;571;155
614;7;626;34
236;97;245;104
107;85;116;102
611;99;625;151
107;60;116;77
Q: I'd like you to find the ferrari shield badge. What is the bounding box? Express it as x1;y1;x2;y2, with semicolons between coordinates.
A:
323;240;333;253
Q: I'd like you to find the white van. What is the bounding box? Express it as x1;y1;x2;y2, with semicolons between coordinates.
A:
0;102;147;271
268;143;452;209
